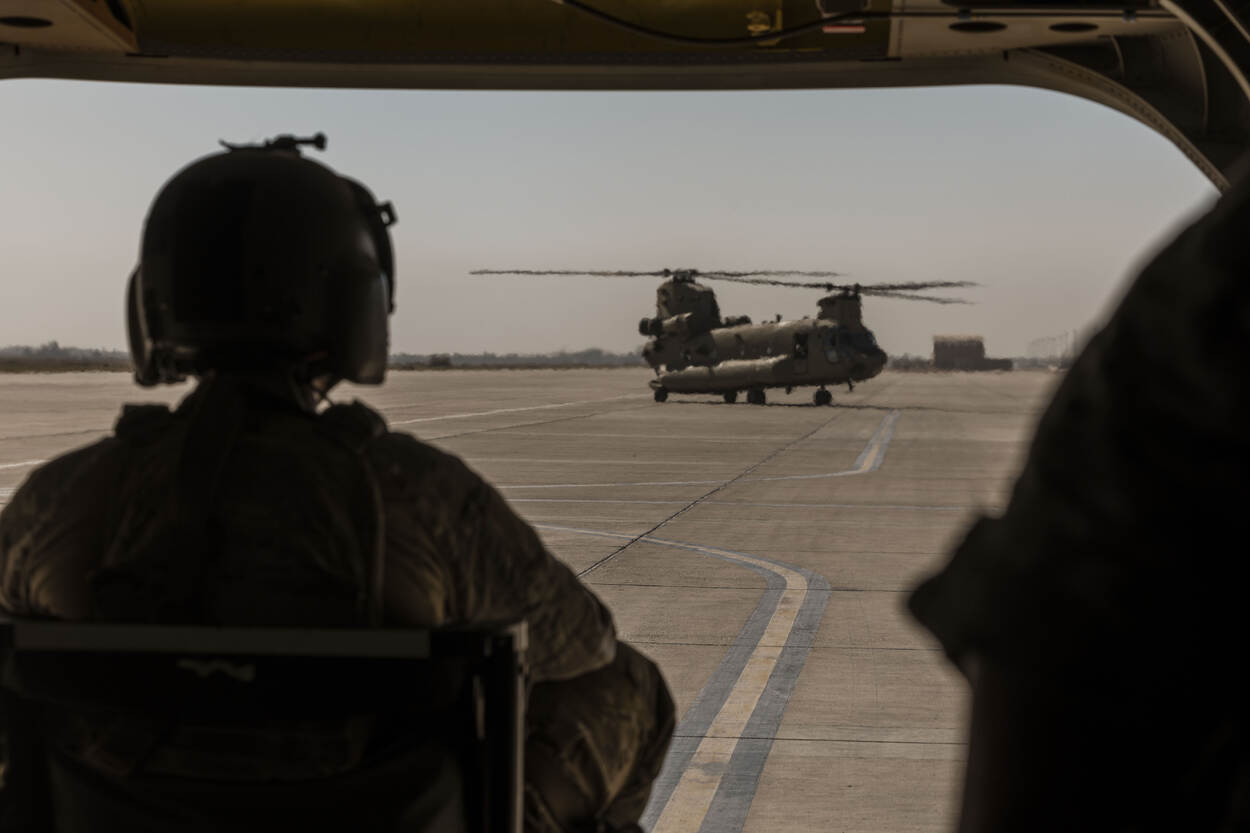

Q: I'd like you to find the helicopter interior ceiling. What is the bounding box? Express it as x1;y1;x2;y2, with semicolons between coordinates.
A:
1;0;1249;186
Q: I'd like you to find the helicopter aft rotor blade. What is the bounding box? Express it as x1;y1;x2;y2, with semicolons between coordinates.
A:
694;274;979;293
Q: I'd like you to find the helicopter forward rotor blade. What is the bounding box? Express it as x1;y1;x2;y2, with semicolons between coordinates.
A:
470;269;670;277
698;275;840;289
471;270;979;299
472;269;847;282
856;280;979;292
861;290;974;304
700;270;844;278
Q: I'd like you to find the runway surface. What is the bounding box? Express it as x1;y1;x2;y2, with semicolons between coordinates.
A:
0;368;1059;832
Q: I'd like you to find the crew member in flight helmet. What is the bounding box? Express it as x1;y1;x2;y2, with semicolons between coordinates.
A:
0;135;674;833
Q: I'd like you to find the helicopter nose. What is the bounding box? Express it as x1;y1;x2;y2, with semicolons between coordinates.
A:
854;348;887;380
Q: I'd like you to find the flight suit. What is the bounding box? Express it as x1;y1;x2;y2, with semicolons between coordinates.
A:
909;170;1250;830
0;383;674;832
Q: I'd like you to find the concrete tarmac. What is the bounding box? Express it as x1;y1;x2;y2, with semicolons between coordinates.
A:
0;367;1059;832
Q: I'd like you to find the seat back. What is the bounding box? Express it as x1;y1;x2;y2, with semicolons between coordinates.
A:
0;619;526;833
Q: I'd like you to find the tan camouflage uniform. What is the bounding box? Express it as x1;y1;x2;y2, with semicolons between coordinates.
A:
0;388;674;832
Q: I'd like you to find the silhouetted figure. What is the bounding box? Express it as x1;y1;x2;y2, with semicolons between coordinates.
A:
0;137;673;833
911;170;1250;831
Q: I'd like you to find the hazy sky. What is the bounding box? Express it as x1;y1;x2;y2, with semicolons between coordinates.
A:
0;79;1219;357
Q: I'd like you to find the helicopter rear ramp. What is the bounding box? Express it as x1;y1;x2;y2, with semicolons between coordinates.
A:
0;367;1059;832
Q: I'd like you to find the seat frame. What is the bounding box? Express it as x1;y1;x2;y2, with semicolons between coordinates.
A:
0;618;526;833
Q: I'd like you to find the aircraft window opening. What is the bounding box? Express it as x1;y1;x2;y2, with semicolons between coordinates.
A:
824;331;840;363
793;333;809;359
0;44;1235;833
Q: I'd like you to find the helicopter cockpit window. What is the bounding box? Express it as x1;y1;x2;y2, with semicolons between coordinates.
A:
841;331;876;352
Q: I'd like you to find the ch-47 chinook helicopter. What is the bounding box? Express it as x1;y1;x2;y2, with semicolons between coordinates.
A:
472;268;975;405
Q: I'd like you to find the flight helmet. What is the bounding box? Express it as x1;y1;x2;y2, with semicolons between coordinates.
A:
127;134;397;386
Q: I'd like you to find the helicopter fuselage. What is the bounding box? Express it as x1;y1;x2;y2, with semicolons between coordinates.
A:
472;269;959;405
647;318;887;397
640;277;887;403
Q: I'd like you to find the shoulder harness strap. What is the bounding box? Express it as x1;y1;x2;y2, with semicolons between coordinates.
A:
318;400;388;626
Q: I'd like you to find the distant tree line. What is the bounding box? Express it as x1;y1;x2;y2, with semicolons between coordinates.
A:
1;343;1078;373
0;343;647;373
0;342;132;372
390;347;646;369
887;353;1077;371
886;354;934;371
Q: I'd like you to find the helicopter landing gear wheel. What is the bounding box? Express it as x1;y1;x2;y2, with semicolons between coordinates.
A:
653;387;668;403
814;388;833;407
747;388;766;406
723;391;738;404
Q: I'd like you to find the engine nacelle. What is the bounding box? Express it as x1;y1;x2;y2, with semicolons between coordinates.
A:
659;312;694;338
638;317;664;337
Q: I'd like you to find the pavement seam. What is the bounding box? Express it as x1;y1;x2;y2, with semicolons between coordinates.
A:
574;412;845;579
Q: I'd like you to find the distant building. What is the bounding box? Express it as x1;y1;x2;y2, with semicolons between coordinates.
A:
932;335;1012;371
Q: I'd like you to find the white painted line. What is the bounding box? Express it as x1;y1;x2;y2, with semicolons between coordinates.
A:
504;476;728;490
534;524;815;833
499;409;901;490
512;497;968;511
0;396;652;472
653;554;806;833
389;394;647;425
465;457;729;466
0;459;44;471
706;499;964;511
514;498;690;506
479;431;796;442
